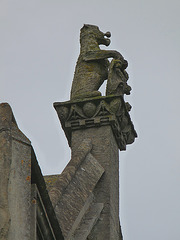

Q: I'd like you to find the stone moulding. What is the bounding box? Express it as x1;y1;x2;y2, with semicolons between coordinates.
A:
54;95;137;151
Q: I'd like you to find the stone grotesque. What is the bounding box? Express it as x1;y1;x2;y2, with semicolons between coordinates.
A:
106;59;131;96
52;25;137;240
70;24;128;100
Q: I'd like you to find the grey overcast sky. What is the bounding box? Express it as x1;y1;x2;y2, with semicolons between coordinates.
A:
1;0;180;239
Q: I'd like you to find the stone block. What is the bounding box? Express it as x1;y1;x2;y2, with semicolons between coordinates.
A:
52;152;104;238
72;203;104;240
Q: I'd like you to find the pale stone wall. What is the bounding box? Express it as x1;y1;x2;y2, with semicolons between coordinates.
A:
0;103;63;240
0;103;31;240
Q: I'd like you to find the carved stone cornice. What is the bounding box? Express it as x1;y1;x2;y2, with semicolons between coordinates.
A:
54;95;137;151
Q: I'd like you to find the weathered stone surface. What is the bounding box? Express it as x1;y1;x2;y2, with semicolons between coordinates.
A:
70;24;128;100
54;94;137;239
71;126;121;239
66;193;94;240
31;149;64;240
54;96;137;151
106;59;131;96
72;203;104;240
48;150;104;238
48;139;93;207
0;103;32;240
8;137;31;240
0;103;64;240
44;174;60;191
0;103;12;240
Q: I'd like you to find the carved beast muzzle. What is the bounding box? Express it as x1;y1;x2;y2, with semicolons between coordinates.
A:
101;31;111;46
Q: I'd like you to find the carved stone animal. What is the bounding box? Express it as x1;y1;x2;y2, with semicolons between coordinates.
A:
70;24;128;100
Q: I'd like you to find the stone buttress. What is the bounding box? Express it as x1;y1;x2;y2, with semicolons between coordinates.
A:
45;95;137;240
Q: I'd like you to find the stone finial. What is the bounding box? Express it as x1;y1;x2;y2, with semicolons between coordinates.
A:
52;25;137;240
70;24;129;100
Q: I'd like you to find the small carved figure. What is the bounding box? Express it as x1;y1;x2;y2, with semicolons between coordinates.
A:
70;24;128;100
106;59;131;96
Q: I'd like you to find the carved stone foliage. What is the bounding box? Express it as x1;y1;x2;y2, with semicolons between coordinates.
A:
54;96;137;151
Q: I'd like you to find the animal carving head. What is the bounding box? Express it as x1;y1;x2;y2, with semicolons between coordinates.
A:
80;24;111;46
71;24;130;100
